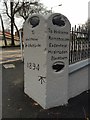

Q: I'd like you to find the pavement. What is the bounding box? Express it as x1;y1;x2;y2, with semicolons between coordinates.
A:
0;47;90;119
0;47;23;64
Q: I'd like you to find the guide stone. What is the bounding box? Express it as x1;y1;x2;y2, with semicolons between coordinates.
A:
24;13;71;109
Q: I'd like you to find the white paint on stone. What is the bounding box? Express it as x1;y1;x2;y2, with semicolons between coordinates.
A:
68;63;89;99
24;14;47;108
24;13;71;109
45;13;70;108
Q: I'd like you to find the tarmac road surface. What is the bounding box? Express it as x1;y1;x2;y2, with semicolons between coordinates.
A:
1;60;89;119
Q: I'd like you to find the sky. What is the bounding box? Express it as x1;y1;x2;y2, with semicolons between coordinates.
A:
89;1;90;18
0;0;90;31
41;0;89;26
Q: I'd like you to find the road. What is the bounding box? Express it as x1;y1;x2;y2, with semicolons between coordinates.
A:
0;47;24;64
0;47;89;119
0;47;23;119
1;60;89;118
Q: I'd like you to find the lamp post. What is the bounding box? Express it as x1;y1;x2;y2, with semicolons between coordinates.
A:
51;4;62;12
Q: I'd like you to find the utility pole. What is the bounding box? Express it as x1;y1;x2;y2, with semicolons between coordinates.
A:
10;1;15;46
0;14;7;46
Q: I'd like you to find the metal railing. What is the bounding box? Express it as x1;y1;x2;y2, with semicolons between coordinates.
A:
69;25;89;64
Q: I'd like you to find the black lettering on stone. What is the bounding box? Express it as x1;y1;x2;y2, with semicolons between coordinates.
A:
49;43;67;48
48;36;68;41
26;38;38;41
53;30;68;34
51;56;68;61
48;50;68;54
25;43;41;48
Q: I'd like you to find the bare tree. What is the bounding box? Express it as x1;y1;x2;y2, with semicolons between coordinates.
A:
18;0;52;20
10;1;15;46
0;14;7;46
4;0;21;45
3;0;52;46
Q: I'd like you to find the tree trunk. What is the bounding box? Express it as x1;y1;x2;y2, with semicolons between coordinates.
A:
0;14;7;46
10;2;15;46
14;22;19;37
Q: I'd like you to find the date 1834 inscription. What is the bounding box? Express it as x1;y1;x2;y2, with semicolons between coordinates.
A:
27;62;39;71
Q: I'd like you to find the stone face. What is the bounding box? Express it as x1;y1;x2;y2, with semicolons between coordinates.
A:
24;13;71;109
24;14;47;108
46;13;70;108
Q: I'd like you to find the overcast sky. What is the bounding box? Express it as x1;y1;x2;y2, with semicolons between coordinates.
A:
41;0;89;26
0;0;90;31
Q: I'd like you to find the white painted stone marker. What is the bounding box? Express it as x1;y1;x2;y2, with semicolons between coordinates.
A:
24;13;71;109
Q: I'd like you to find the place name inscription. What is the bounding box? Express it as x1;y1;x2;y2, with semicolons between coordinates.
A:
26;38;38;41
25;27;69;62
48;28;69;61
49;36;69;41
48;28;68;34
25;43;41;48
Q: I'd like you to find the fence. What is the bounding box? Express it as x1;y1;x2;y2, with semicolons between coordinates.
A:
0;31;19;47
69;25;89;64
